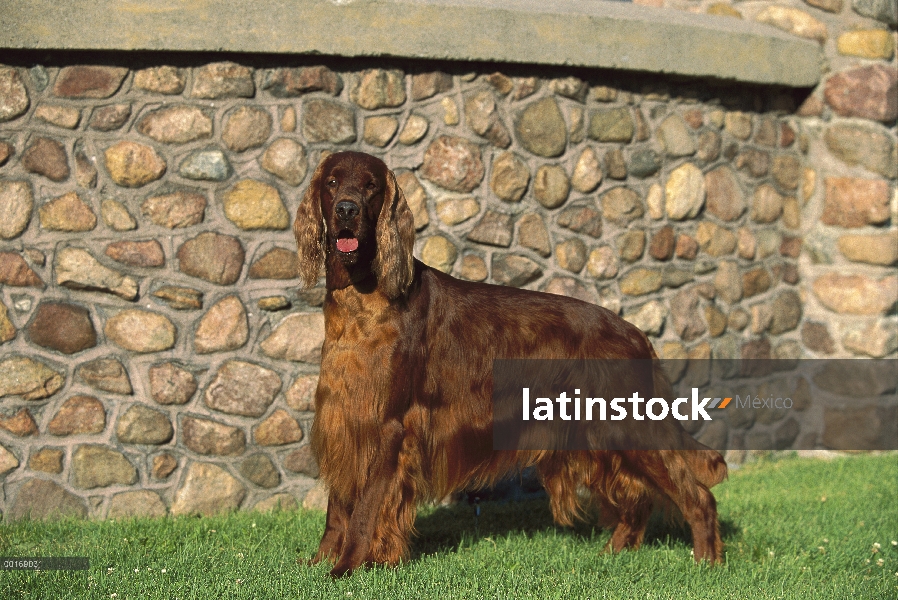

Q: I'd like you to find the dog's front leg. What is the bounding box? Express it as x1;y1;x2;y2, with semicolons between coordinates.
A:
330;419;406;577
310;493;350;565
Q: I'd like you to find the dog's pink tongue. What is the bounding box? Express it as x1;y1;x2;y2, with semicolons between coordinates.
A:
337;238;359;253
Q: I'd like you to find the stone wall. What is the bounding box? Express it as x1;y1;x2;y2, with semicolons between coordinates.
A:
0;0;895;520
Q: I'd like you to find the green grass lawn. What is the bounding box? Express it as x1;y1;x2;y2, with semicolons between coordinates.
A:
1;454;896;599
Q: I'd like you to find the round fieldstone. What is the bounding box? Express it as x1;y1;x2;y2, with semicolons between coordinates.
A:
658;115;696;157
48;395;105;435
772;155;801;191
756;7;827;42
223;106;272;152
0;356;63;401
843;322;898;358
205;360;281;417
399;114;429;145
696;222;737;257
421;135;484;193
23;137;69;182
697;130;722;163
0;180;34;239
557;205;602;238
283;445;319;477
465;91;511;148
74;151;97;188
302;99;356;144
108;490;167;519
194;295;248;354
39;192;96;231
587;246;618;279
735;148;769;178
350;69;406;109
149;362;197;405
104;240;165;268
0;408;37;436
240;454;281;488
53;65;127;98
769;290;802;335
491;254;542;287
104;141;167;187
179;149;231;181
742;268;772;298
436;197;480;226
116;404;174;445
421;236;458;273
649;226;675;261
0;67;29;122
515;97;567;157
670;288;706;342
101;199;137;231
824;64;897;123
55;247;138;300
264;66;343;96
177;232;245;285
182;416;246;456
838;233;898;266
623;300;668;336
821;177;889;228
153;286;204;310
254;409;303;446
27;302;96;354
255;494;298;512
29;448;63;474
363;115;398;147
260;313;326;363
133;66;187;94
555;238;587;273
812;273;897;315
0;299;14;343
171;462;247;516
460;254;488;281
604;148;627;180
261;138;307;186
142;191;207;228
137;106;213;144
467;210;513;247
571;147;603;193
411;71;453;100
249;247;300;279
489;152;530;202
90;104;132;131
617;230;646;262
751;184;784;223
601;187;644;224
285;375;318;411
0;251;43;287
619;268;663;296
588;107;634;143
9;479;87;521
665;163;705;220
303;482;328;511
533;165;570;209
705;166;745;221
222;179;289;230
76;358;132;395
35;104;80;128
825;124;897;178
152;453;178;479
105;309;176;353
517;213;551;257
629;149;661;178
72;445;137;489
191;62;254;98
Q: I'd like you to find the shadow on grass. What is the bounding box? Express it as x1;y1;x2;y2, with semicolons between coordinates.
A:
411;488;741;561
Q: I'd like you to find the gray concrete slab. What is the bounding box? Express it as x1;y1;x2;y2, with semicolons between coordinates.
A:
0;0;821;87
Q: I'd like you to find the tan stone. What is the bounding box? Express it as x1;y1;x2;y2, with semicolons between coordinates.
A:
821;178;890;228
48;395;105;435
182;417;246;455
39;192;96;232
623;300;667;336
223;106;272;151
35;104;80;128
836;30;894;60
350;69;406;109
137;106;213;144
55;247;138;300
490;152;530;202
460;254;488;281
555;238;587;273
222;179;289;230
142;191;207;228
72;445;137;489
751;184;784;223
695;222;736;257
665;163;704;220
437;197;479;226
194;295;248;354
29;448;63;474
756;7;827;43
842;321;898;358
260;313;326;363
104;141;166;187
441;97;459;125
285;375;318;411
101;199;137;231
0;299;14;343
571;147;603;193
518;213;551;258
724;112;752;140
587;246;618;279
261;138;307;186
533;165;570;209
837;233;898;266
116;404;174;445
105;310;176;352
254;409;303;446
619;268;662;296
616;230;645;262
134;66;186;94
0;408;37;437
0;180;34;239
191;62;254;98
602;187;644;224
149;363;197;406
813;273;898;315
171;462;246;516
421;236;458;273
398;114;429;145
714;261;742;304
108;490;167;519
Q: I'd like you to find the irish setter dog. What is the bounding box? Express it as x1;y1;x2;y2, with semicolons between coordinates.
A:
294;151;727;576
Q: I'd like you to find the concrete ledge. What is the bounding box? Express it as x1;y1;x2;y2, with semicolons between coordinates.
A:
1;0;822;87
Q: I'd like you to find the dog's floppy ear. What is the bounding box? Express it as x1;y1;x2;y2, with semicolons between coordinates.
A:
294;157;328;289
374;169;415;299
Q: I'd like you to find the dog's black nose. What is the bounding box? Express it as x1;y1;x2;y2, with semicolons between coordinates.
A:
335;201;360;221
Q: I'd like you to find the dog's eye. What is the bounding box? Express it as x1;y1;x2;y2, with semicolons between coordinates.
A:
366;182;378;191
327;178;338;188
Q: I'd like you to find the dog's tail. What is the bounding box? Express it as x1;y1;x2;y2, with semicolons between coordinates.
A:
650;346;728;490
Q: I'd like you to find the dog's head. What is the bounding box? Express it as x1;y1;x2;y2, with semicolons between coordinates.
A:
294;151;415;299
